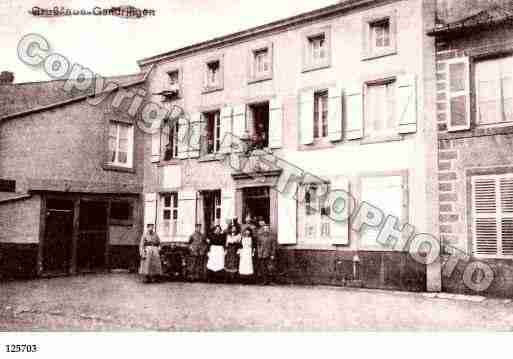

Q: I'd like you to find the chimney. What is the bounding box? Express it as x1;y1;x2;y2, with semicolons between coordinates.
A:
0;71;14;84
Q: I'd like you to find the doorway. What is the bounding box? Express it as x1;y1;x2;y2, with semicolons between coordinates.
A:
242;187;270;225
42;199;74;275
200;190;221;233
77;200;108;272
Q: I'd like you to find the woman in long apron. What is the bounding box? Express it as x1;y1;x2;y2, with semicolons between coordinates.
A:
238;228;255;284
139;224;163;283
206;225;226;282
224;224;242;283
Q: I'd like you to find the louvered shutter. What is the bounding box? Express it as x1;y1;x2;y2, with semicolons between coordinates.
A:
447;57;471;131
278;188;297;244
177;190;196;241
345;82;363;140
396;74;417;134
269;98;283;148
151;131;161;163
232;105;246;153
299;89;314;145
144;192;157;227
328;86;343;142
329;176;350;245
176;116;188;159
188;113;202;158
219;106;233;153
473;175;513;257
221;189;235;226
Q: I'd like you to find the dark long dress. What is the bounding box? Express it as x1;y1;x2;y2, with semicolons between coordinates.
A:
224;234;241;273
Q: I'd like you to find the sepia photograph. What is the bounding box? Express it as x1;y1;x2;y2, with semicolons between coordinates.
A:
1;0;513;353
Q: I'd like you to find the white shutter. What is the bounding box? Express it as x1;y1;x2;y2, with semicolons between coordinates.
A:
269;98;283;148
176;116;188;159
299;89;314;145
396;74;417;134
188;112;202;158
151;131;161;163
447;57;471;131
232;105;246;153
144;192;157;227
329;176;350;245
278;190;297;244
177;190;196;241
221;189;235;226
345;82;363;140
328;86;343;142
219;106;233;153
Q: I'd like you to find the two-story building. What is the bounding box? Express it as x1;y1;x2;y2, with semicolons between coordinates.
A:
138;0;439;291
0;73;148;278
429;0;513;297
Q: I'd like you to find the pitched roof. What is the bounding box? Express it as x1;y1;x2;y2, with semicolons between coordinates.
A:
428;4;513;36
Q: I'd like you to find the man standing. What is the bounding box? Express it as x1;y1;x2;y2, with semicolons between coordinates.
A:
255;222;277;285
188;223;209;282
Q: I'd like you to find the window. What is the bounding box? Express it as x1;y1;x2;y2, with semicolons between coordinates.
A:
206;60;221;88
254;49;270;76
168;70;179;85
370;19;391;51
108;121;134;168
163;120;179;161
110;201;133;226
248;102;269;149
365;80;397;137
472;174;513;258
302;27;331;72
475;55;513;126
299;183;331;242
360;175;405;248
160;193;178;237
203;110;221;154
314;90;328;139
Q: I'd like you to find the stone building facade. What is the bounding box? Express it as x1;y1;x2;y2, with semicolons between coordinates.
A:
138;0;439;291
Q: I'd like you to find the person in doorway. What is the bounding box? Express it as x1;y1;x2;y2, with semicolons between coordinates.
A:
243;213;258;235
206;225;226;283
139;223;163;283
224;223;242;283
187;223;209;282
238;227;256;284
255;222;277;285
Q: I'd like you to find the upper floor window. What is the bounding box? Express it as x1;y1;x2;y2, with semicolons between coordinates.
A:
168;70;179;85
475;55;513;126
365;80;397;137
207;60;220;87
163;119;179;161
108;121;134;168
248;102;269;149
362;13;397;60
302;26;331;72
370;19;391;51
203;56;224;93
248;44;273;83
203;110;221;154
254;49;270;76
314;90;328;139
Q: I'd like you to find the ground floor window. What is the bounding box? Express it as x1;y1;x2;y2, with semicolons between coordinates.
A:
160;193;178;237
472;173;513;258
242;187;270;225
298;183;331;243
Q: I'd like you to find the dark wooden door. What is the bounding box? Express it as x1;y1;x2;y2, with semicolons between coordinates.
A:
77;200;108;272
43;201;74;274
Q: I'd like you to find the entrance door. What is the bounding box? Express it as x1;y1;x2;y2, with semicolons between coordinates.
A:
242;187;270;225
201;190;221;233
77;200;108;272
43;199;74;275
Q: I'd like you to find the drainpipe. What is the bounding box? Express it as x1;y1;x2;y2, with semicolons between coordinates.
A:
352;253;360;281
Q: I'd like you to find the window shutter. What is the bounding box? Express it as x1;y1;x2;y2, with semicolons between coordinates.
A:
151;131;161;163
269;98;283;148
221;189;235;226
144;192;157;227
500;177;513;256
188;112;202;158
396;74;417;134
473;177;499;256
345;82;363;140
232;105;246;153
278;189;297;244
176;116;188;159
177;190;196;241
299;89;314;145
447;57;471;131
220;106;233;153
329;176;350;245
328;86;343;142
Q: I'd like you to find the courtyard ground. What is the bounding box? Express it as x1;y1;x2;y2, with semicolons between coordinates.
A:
1;273;513;331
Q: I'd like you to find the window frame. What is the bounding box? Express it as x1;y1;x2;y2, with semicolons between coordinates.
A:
364;78;398;139
202;110;221;155
313;90;329;140
446;57;471;132
203;55;224;93
162;119;179;162
159;192;179;238
362;12;397;61
106;120;134;170
248;42;273;84
109;200;134;227
298;181;332;245
302;26;331;73
164;68;182;100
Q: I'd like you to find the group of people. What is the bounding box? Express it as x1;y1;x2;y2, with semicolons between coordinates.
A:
138;216;278;285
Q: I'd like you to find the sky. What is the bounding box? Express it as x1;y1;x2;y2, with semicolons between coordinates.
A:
0;0;337;83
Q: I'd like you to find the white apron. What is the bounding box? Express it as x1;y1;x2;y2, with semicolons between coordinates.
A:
238;236;254;275
207;245;225;272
